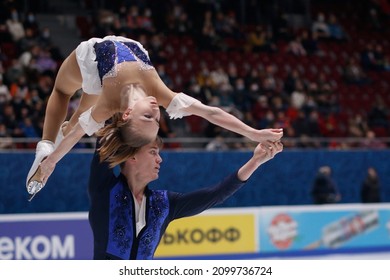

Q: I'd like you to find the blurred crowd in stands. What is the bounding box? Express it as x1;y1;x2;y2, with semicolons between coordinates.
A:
1;0;389;150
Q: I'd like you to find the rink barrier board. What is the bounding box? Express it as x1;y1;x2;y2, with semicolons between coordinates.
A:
1;204;390;259
1;150;390;213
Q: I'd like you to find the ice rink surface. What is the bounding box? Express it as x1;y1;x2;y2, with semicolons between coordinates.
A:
269;251;390;260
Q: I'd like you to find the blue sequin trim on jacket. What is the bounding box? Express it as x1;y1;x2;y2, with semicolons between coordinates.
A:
106;180;169;260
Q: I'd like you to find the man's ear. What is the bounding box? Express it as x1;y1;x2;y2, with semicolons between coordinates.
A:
122;108;132;121
125;156;137;166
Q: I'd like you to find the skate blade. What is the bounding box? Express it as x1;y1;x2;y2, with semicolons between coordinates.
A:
27;181;44;202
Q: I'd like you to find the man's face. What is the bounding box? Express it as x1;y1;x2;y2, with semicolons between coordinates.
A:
133;140;162;182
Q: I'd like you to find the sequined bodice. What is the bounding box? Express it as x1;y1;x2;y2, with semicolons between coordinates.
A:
93;40;154;83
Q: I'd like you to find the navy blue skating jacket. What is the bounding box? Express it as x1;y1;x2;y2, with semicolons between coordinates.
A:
88;149;246;260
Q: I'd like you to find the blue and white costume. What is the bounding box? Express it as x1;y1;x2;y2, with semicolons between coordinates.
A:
88;145;246;260
75;35;154;95
26;36;201;198
76;36;200;136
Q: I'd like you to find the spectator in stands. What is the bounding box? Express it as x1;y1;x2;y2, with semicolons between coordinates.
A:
346;114;368;139
300;30;322;56
172;11;192;36
227;63;239;87
18;44;39;69
18;27;39;53
360;130;387;149
245;68;261;91
26;35;283;199
9;75;29;103
316;83;338;114
290;79;306;110
0;74;11;104
19;117;39;139
138;8;156;35
262;65;279;93
360;43;379;71
210;64;230;88
0;22;13;43
292;110;322;147
88;135;283;259
343;57;370;85
125;5;142;36
368;7;383;31
285;36;307;56
38;26;52;46
109;17;127;36
214;11;233;38
156;109;177;147
361;167;381;203
156;64;173;89
272;12;290;41
0;123;14;149
23;11;39;35
311;165;341;204
198;10;224;51
251;95;270;127
205;134;229;151
283;69;301;94
232;77;251;114
4;58;24;84
373;44;387;71
367;96;389;130
5;9;25;42
33;47;57;74
327;14;348;42
2;104;18;136
246;25;267;52
311;12;330;39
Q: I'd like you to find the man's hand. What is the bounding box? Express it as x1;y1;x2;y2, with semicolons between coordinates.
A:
252;141;284;166
237;140;283;182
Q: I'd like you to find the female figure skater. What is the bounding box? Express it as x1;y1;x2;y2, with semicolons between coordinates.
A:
26;35;283;199
89;134;283;259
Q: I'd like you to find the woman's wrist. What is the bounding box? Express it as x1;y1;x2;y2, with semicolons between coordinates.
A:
246;127;257;141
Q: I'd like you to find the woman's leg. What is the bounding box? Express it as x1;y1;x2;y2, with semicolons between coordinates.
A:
26;51;84;193
42;51;83;142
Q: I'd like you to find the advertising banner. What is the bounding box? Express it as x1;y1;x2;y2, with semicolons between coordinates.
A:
259;205;390;253
0;213;93;260
2;204;389;260
155;213;256;258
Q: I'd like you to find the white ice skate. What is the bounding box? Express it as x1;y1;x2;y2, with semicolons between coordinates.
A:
26;140;55;201
26;122;68;201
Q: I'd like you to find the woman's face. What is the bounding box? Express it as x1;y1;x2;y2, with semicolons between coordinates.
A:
128;96;161;140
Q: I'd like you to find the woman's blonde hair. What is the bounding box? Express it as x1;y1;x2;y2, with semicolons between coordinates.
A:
96;113;154;168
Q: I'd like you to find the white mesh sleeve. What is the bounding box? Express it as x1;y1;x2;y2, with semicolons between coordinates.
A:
79;107;105;136
165;93;200;119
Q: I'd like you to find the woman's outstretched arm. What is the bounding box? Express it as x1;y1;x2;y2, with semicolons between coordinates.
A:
139;70;283;143
29;96;114;189
184;101;283;143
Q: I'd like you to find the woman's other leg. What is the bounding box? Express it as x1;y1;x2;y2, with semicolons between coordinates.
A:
42;51;84;142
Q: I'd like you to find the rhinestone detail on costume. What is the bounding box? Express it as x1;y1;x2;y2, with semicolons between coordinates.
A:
107;182;169;259
93;40;154;86
107;187;134;259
